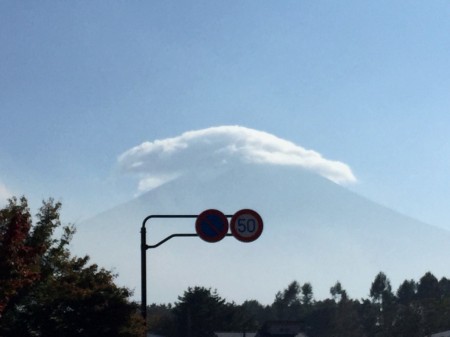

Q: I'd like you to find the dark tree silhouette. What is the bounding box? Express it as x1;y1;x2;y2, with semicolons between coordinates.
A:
0;197;144;337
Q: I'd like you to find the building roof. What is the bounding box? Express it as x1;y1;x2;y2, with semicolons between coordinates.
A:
256;321;305;337
215;333;257;337
431;331;450;337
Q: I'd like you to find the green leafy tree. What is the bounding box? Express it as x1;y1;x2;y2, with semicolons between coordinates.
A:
333;299;365;337
392;279;421;337
323;282;364;337
397;279;417;305
370;272;395;336
0;197;144;337
417;272;440;300
239;299;271;330
391;303;422;337
359;298;379;337
0;197;40;315
173;286;234;337
370;272;393;304
147;304;176;336
301;282;313;306
439;277;450;298
304;299;335;337
436;277;450;332
272;281;302;320
330;281;348;303
416;272;441;335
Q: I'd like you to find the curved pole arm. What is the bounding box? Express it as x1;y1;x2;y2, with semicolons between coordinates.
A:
140;214;232;325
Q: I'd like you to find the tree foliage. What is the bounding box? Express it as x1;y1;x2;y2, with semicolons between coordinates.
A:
0;197;144;337
148;272;450;337
0;197;40;314
172;286;241;337
272;281;302;320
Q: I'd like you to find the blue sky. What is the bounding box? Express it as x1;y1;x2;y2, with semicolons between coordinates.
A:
1;0;450;232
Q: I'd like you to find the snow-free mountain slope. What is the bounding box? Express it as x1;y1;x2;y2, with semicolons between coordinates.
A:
73;163;450;304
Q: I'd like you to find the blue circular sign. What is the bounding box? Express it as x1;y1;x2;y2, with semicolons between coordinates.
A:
195;209;229;243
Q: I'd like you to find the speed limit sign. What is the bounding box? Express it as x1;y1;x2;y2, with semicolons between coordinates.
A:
230;209;263;242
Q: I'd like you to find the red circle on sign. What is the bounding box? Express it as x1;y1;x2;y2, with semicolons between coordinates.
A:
230;209;263;243
195;209;229;243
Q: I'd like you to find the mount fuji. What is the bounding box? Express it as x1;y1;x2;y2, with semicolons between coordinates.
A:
72;127;450;305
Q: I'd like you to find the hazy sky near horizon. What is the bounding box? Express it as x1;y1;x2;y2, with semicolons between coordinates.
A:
1;1;450;233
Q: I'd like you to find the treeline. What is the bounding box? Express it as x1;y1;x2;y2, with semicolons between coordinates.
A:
148;272;450;337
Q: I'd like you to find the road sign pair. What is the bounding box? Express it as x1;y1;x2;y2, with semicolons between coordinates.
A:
195;209;263;243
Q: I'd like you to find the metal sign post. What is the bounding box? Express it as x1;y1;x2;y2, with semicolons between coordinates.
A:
140;213;233;321
140;209;263;329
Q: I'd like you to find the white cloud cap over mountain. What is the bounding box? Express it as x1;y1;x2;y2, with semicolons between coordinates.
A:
118;126;357;191
79;126;450;304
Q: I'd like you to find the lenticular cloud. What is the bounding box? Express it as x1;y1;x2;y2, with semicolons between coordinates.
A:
118;126;357;192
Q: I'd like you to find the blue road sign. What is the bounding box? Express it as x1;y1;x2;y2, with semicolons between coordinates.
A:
195;209;229;243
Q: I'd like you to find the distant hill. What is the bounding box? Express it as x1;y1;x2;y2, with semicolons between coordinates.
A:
72;163;450;304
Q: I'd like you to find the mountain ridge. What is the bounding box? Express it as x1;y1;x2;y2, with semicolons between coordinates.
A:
73;164;450;304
